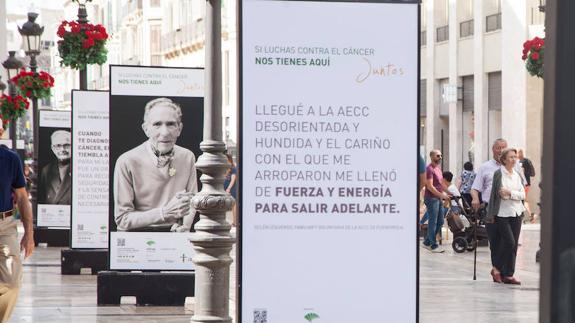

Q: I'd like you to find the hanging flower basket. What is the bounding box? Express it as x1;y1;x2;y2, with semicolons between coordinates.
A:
522;37;544;78
0;94;30;127
57;20;109;70
11;70;54;100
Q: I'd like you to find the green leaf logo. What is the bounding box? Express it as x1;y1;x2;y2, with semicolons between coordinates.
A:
146;240;156;246
304;312;320;322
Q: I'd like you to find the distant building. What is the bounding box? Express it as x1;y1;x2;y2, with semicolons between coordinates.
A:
421;0;544;213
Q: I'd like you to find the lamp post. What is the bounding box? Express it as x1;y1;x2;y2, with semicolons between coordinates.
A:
2;51;24;150
190;0;235;322
75;0;92;90
18;12;44;213
539;0;546;13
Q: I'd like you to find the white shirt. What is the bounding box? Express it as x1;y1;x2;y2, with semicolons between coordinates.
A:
498;166;526;218
471;159;500;203
447;183;461;207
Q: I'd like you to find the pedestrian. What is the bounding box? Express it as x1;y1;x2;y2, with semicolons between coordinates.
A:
471;138;507;283
419;154;426;191
518;149;536;222
224;154;238;226
486;148;524;285
422;150;449;253
457;161;475;208
0;117;35;322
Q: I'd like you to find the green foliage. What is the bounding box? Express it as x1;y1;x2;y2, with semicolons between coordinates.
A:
304;313;320;322
57;21;109;70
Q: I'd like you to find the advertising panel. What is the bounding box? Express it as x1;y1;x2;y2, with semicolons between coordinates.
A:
240;1;419;322
38;110;72;228
109;65;204;270
71;90;110;248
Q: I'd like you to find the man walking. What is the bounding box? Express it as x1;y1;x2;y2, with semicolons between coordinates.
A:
471;138;507;282
0;117;35;321
422;149;449;253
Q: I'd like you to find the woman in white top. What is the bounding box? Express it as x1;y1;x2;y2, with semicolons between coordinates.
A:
494;148;525;285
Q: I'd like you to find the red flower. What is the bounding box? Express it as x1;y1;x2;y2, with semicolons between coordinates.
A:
25;91;31;97
532;52;540;60
522;54;527;60
82;37;95;49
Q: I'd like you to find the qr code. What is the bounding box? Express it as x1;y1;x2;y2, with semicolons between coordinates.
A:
253;309;267;323
77;224;84;231
117;238;125;247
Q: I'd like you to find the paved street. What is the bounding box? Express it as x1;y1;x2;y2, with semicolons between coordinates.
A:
8;224;540;322
420;224;540;323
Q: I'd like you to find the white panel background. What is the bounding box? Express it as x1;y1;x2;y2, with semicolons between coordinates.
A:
241;1;418;322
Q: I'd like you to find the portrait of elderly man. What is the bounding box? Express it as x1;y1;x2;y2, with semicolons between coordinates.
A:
38;130;72;205
113;97;197;232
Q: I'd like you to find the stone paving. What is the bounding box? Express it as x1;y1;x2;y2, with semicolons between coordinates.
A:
8;224;540;322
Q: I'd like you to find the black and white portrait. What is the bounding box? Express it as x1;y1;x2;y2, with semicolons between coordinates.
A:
110;97;203;232
38;130;72;205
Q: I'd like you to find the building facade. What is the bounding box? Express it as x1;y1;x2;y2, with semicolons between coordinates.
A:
421;0;544;213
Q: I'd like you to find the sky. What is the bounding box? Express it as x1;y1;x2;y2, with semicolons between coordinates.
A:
6;0;67;14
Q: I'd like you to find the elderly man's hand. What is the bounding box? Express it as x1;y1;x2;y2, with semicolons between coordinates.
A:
162;191;192;222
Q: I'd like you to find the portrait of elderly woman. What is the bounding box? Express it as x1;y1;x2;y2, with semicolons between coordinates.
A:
39;130;72;205
113;98;198;232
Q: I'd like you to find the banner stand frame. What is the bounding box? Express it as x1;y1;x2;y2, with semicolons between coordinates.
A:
34;227;69;247
97;271;195;306
60;248;108;275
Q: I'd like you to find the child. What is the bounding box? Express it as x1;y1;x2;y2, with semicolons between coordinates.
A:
443;171;463;213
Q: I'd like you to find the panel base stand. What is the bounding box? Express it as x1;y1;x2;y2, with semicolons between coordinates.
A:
34;227;69;247
61;249;108;275
97;271;195;306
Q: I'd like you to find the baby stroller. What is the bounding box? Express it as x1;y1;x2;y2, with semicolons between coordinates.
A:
445;196;489;253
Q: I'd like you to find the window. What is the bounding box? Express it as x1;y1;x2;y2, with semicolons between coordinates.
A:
420;80;427;117
436;25;449;42
224;51;230;106
421;31;427;46
150;25;162;66
462;76;474;112
460;20;474;38
486;13;501;32
488;72;502;111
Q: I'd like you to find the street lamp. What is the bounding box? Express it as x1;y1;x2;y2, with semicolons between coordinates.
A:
18;13;44;58
2;51;24;150
75;0;93;90
539;0;546;13
2;51;23;81
190;1;235;322
18;12;44;215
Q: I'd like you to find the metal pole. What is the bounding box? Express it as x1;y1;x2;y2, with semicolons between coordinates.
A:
190;0;235;322
77;2;88;90
7;79;17;150
29;53;39;218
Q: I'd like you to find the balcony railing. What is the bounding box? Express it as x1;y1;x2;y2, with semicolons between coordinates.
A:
460;20;474;38
121;0;143;22
436;25;449;42
486;13;501;32
161;19;206;54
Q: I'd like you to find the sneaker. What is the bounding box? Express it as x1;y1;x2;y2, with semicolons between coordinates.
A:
421;243;431;251
430;246;445;253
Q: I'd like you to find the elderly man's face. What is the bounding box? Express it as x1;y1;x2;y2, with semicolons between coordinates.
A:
51;133;71;162
143;105;182;154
